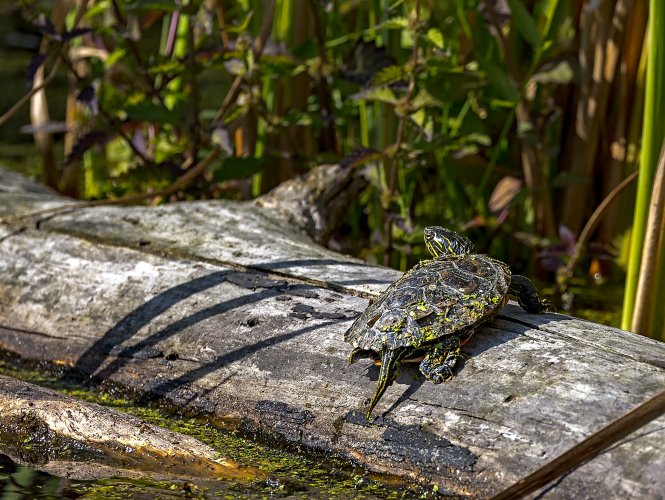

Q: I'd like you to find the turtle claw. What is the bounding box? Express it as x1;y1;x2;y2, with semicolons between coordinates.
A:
541;299;556;313
419;337;461;384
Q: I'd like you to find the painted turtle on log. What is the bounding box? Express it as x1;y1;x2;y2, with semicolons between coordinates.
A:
344;226;550;419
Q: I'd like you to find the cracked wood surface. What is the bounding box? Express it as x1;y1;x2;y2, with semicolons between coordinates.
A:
1;167;665;497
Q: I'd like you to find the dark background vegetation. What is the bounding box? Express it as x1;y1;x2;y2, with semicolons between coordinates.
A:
1;0;663;337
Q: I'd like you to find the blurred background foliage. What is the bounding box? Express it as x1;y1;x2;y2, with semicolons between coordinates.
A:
1;0;663;338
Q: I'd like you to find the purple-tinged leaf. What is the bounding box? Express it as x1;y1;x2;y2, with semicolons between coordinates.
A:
76;86;99;115
537;253;564;273
131;129;147;158
62;27;93;41
558;224;577;255
33;14;57;36
26;54;48;84
210;125;233;156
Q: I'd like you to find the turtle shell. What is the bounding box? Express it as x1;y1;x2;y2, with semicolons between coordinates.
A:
344;255;511;352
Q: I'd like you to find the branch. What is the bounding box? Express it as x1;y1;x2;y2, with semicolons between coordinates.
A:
0;57;62;130
555;169;638;293
491;387;665;499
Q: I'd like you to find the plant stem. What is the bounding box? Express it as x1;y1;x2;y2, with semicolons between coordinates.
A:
622;0;665;331
556;170;638;293
383;0;420;266
0;57;62;129
631;139;665;336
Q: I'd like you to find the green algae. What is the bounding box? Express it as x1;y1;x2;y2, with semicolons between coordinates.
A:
0;353;440;499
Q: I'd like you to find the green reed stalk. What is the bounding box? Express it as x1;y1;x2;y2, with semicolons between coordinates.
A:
622;0;665;334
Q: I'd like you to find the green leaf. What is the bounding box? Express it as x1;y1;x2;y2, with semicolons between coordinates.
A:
530;59;576;84
423;70;486;102
479;60;518;102
125;102;179;124
125;0;179;12
410;88;444;109
506;0;542;48
369;65;405;87
425;27;444;49
325;32;361;49
148;61;185;75
226;10;253;33
259;55;299;77
350;86;397;105
376;16;408;30
212;157;268;182
105;48;127;69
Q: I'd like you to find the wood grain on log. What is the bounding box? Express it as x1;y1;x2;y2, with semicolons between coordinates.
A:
1;167;665;497
0;374;261;482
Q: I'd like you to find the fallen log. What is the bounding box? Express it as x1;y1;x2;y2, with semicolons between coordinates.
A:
0;374;261;483
1;166;665;497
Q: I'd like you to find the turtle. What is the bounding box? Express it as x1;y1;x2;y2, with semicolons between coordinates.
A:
344;226;550;419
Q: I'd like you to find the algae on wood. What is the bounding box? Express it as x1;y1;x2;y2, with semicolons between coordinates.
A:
0;374;260;482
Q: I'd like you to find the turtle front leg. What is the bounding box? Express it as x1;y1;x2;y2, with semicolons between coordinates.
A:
419;335;461;384
509;275;552;313
366;348;406;419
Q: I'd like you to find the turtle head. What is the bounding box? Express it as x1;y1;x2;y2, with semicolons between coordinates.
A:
424;226;475;257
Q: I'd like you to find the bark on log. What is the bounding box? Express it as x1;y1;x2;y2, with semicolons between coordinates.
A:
1;167;665;497
0;374;261;482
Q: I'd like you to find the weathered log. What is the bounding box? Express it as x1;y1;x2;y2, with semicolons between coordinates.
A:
1;167;665;497
0;374;261;482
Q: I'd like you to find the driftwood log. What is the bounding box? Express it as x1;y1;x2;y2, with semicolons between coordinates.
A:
0;374;261;482
1;167;665;497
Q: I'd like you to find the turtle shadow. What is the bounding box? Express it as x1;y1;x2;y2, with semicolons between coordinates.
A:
367;310;550;417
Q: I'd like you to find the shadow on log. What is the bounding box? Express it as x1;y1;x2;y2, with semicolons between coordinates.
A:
1;166;665;497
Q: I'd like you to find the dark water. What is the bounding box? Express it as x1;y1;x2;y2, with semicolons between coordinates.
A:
0;455;74;499
0;452;412;499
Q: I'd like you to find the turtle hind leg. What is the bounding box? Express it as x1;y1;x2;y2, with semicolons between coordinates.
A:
419;336;461;384
509;275;552;314
349;348;372;365
366;348;405;420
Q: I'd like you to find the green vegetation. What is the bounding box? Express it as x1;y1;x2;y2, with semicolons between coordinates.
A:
0;0;662;336
622;0;665;339
0;355;431;498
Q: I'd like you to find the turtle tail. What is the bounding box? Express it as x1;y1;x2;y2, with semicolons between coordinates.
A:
366;348;404;420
